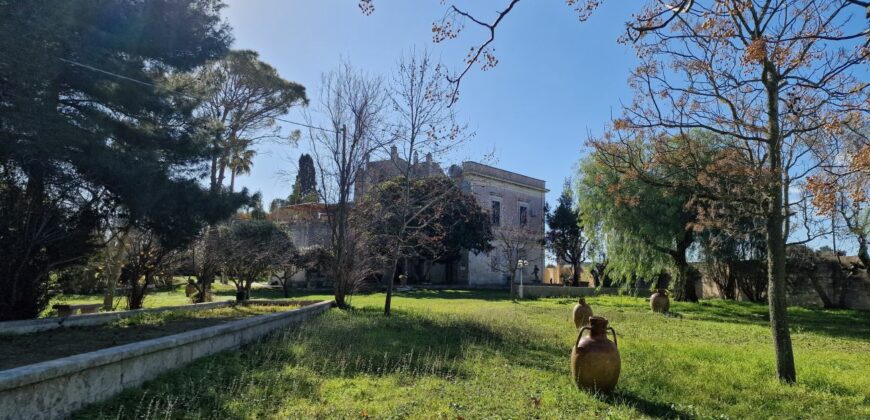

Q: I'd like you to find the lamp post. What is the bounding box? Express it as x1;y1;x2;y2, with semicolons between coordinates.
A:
517;259;528;299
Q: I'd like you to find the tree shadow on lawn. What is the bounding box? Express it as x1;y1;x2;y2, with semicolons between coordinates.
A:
283;306;568;380
597;391;695;420
385;288;512;301
77;305;570;415
76;304;697;419
676;300;870;341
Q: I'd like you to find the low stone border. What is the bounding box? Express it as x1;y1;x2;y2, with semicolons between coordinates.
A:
0;301;235;335
0;300;333;420
520;285;653;298
244;299;324;307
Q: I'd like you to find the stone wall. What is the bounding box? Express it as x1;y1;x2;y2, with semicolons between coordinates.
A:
519;285;653;299
698;257;870;310
0;300;333;420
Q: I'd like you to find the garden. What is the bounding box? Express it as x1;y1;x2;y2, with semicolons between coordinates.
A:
72;291;870;419
3;1;870;418
0;304;292;371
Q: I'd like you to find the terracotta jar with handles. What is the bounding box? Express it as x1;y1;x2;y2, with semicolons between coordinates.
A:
570;316;621;393
572;298;593;329
650;289;670;313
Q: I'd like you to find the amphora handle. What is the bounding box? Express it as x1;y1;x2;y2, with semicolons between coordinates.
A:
607;327;618;348
575;326;590;348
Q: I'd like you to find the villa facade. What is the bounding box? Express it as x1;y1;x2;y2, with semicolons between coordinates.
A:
274;151;547;289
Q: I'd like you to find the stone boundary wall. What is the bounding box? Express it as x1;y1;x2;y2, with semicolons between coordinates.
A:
0;301;234;335
520;285;653;299
0;300;333;420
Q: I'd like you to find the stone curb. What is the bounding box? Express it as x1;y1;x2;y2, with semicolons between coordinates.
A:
0;300;334;419
0;301;234;335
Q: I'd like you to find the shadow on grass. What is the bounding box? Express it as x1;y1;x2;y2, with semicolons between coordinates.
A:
388;288;511;301
73;303;574;418
599;391;694;419
280;305;567;379
674;300;870;341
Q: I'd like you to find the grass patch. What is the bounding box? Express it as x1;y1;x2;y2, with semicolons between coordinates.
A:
1;305;292;371
43;282;291;317
74;291;870;419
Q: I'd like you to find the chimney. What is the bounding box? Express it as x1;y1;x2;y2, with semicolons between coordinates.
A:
390;145;398;161
426;153;433;164
413;151;419;165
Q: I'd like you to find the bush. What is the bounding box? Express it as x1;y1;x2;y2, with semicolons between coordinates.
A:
55;264;103;295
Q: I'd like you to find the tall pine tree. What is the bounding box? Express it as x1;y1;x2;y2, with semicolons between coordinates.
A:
0;0;246;320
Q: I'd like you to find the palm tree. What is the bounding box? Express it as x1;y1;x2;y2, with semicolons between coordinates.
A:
227;138;256;193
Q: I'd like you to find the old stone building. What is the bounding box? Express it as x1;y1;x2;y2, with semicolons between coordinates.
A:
273;153;547;289
449;162;547;287
267;202;331;286
354;146;445;198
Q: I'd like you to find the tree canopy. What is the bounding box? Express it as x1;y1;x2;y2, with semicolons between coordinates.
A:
289;154;318;204
0;0;247;320
545;180;588;286
218;220;294;300
183;49;308;193
354;176;493;270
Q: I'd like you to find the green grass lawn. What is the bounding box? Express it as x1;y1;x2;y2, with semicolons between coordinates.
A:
73;291;870;419
2;305;293;371
44;282;288;316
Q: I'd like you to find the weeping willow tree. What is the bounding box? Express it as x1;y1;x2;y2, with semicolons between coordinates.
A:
577;134;721;301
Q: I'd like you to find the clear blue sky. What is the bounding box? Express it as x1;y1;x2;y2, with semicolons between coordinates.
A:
222;0;638;209
221;1;868;253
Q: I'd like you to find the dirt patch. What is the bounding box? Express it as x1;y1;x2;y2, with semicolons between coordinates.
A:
0;305;293;371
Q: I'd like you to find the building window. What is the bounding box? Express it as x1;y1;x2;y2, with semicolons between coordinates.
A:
491;200;501;226
519;205;528;226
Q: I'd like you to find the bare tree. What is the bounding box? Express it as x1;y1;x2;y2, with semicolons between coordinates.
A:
220;220;293;301
119;230;184;310
307;63;390;309
100;226;131;310
809;126;870;267
372;50;472;315
189;227;224;303
357;0;868;384
488;225;543;289
599;1;868;384
271;246;331;297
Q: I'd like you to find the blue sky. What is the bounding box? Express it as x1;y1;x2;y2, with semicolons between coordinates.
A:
222;0;638;209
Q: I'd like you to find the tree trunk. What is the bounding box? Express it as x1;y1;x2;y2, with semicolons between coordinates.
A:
195;277;212;303
101;232;128;311
764;69;797;384
282;279;291;298
571;262;581;286
216;158;227;191
671;232;698;302
857;235;870;269
809;276;834;308
229;169;236;193
383;253;399;316
210;149;219;192
332;172;351;310
766;210;796;383
125;271;149;310
102;268;119;311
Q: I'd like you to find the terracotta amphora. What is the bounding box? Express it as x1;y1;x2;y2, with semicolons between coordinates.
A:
650;289;670;313
572;298;593;329
185;283;198;298
570;316;621;393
